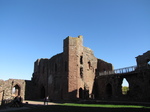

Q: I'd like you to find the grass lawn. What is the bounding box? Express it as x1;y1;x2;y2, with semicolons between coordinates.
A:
5;103;150;112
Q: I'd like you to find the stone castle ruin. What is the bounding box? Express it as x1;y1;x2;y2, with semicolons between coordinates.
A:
0;36;150;104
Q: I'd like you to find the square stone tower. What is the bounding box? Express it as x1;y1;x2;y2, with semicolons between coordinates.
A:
63;36;84;99
63;36;98;99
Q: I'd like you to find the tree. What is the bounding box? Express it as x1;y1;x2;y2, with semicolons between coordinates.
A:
122;86;129;95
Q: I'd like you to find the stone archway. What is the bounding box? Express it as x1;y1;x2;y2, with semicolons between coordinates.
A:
12;84;21;96
122;78;129;95
106;83;112;98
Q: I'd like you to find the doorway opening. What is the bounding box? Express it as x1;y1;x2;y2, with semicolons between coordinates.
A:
106;83;112;98
79;88;83;99
40;86;45;99
12;84;21;96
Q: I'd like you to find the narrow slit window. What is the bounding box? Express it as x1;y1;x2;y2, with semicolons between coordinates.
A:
88;61;91;69
80;56;83;64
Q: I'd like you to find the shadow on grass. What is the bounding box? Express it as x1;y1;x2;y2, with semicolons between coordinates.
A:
5;104;150;112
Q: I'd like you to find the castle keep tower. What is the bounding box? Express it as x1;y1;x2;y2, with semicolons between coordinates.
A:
32;36;113;100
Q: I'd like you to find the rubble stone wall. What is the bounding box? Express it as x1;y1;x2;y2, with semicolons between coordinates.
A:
0;79;25;105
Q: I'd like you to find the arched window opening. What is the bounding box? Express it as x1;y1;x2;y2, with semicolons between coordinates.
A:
122;78;129;95
12;84;21;96
106;83;112;98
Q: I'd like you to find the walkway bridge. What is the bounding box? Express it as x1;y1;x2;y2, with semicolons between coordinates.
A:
98;65;150;77
98;66;137;76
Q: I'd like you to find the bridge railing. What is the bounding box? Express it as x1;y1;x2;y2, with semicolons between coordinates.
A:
98;66;137;76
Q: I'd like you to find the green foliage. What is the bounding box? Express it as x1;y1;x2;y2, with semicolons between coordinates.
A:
122;86;129;95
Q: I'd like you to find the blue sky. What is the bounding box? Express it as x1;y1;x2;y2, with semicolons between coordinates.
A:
0;0;150;81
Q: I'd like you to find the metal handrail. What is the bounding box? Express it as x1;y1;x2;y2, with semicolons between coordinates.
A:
98;65;137;76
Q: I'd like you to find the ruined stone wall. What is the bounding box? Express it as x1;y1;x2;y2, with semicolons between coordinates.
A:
47;53;65;100
0;80;5;104
1;36;149;102
78;47;97;98
30;49;150;101
95;51;150;101
95;71;150;101
24;80;38;100
31;58;49;99
31;36;113;101
133;51;150;101
0;79;26;105
31;35;113;101
94;75;122;100
125;71;150;101
32;53;65;100
94;58;114;100
136;50;150;67
97;59;113;72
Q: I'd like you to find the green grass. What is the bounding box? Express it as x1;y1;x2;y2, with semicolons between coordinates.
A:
59;103;149;108
4;103;150;112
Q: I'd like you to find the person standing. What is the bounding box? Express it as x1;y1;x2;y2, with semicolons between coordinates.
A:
44;96;49;105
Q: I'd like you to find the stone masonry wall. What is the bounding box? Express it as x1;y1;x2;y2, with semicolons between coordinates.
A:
95;50;150;101
0;79;25;105
31;36;113;101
